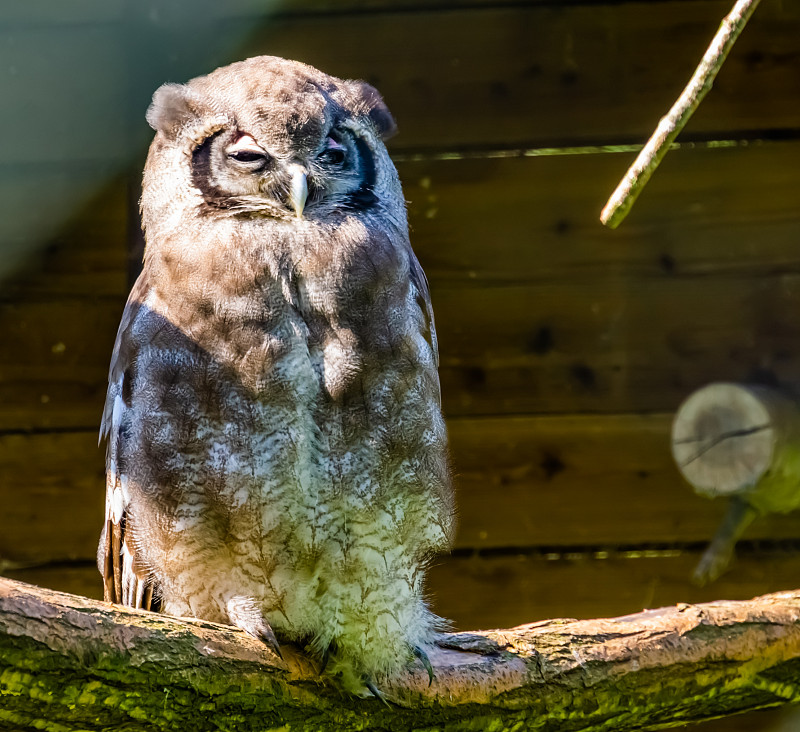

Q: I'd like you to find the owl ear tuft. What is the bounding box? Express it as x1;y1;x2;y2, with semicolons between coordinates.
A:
146;83;205;137
348;81;397;140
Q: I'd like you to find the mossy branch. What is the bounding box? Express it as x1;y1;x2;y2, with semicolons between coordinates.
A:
600;0;762;229
2;577;800;731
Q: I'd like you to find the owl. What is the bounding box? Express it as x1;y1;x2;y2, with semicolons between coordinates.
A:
97;56;455;693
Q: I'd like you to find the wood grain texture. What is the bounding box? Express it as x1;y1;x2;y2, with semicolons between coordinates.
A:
0;28;129;166
429;549;800;631
11;272;800;425
5;417;800;565
401;141;800;286
239;2;800;150
3;2;797;172
0;176;128;300
5;143;800;426
6;140;796;298
2;576;800;731
450;413;719;549
434;272;800;416
0;432;104;565
0;299;123;431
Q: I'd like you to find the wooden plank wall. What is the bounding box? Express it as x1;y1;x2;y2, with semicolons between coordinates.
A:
2;2;800;728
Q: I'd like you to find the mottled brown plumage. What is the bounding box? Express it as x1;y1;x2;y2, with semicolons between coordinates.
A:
98;56;454;691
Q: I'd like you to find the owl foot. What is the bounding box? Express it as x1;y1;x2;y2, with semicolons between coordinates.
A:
318;642;333;675
226;596;283;660
255;624;283;660
364;677;391;707
412;646;435;686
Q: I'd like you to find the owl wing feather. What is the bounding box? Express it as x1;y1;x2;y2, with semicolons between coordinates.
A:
407;250;439;369
98;276;161;611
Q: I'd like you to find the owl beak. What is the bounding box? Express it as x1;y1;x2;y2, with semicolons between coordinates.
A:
287;165;308;218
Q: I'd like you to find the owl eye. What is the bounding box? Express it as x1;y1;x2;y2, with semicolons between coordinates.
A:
226;135;272;170
318;136;347;166
229;149;269;164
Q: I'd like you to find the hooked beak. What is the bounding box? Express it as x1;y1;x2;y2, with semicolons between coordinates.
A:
287;164;308;219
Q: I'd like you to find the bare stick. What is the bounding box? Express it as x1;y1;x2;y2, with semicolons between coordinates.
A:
600;0;762;229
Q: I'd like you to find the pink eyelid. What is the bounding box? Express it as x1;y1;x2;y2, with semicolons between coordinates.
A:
227;133;267;155
325;135;346;151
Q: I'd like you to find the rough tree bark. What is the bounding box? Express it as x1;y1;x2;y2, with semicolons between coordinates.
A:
2;578;800;731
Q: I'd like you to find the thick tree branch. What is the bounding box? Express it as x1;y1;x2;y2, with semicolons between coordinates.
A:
600;0;761;229
1;577;800;731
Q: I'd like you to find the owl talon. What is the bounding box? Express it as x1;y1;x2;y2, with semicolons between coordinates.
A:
226;596;283;660
413;646;435;686
260;629;283;660
364;678;390;707
318;645;331;675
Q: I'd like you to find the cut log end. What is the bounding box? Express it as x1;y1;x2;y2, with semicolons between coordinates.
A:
672;382;777;498
672;382;800;515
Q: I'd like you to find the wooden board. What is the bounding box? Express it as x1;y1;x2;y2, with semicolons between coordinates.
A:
0;176;129;300
0;299;123;431
427;550;800;632
0;0;124;24
5;140;800;427
13;139;794;295
0;163;128;288
447;413;797;550
6;132;794;302
433;272;800;416
238;2;800;150
399;141;800;286
2;2;798;173
6;418;800;564
0;28;129;166
0;431;104;565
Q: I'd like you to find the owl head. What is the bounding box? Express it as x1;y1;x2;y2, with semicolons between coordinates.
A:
141;56;401;238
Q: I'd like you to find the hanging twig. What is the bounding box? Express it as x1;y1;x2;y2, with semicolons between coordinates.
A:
600;0;762;229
